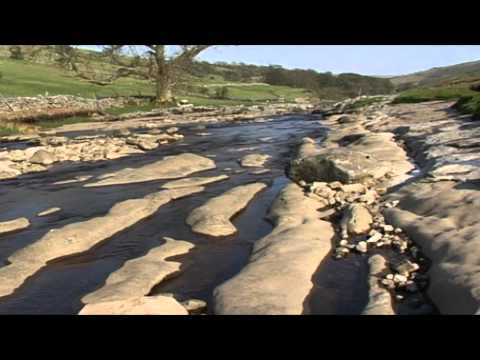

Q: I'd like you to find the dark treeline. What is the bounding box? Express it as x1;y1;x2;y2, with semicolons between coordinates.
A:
189;62;395;99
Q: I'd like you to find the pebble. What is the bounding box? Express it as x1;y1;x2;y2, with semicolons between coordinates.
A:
394;260;420;275
339;240;348;246
341;183;365;193
366;232;383;243
381;279;395;289
382;224;394;232
181;299;207;313
338;247;350;255
355;241;368;253
376;187;387;195
328;181;343;190
393;274;408;283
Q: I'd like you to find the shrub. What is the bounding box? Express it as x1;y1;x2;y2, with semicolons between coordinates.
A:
8;46;24;60
455;94;480;118
198;86;210;96
215;86;229;99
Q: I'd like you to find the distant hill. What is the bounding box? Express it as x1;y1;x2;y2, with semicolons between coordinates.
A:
390;60;480;90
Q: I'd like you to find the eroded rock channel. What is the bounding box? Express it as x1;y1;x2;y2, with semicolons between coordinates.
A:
0;113;328;314
1;98;476;315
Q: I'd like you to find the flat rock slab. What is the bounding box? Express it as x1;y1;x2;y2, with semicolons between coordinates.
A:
213;182;335;315
82;237;194;304
0;218;30;236
250;169;271;175
362;255;395;315
383;180;480;314
85;153;216;187
161;175;229;189
0;186;204;298
79;295;188;315
186;183;267;237
289;131;414;186
37;207;61;217
239;153;271;168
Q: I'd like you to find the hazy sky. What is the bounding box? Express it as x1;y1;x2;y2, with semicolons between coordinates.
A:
81;45;480;76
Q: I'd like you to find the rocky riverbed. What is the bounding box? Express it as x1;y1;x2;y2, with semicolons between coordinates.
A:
0;97;478;314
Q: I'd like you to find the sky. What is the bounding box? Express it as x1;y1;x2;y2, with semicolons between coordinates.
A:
80;45;480;76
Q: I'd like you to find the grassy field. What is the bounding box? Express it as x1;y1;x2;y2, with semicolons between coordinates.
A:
0;58;154;98
0;57;313;133
0;58;310;103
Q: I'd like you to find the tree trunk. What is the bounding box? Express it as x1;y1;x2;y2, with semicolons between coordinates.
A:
156;72;172;103
153;45;173;104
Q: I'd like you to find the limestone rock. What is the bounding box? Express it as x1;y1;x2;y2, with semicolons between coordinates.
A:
79;295;188;315
181;299;207;313
166;127;179;134
289;148;389;184
355;241;368;253
29;150;56;165
0;217;30;235
0;187;204;298
82;237;194;304
213;182;335;315
85;153;216;187
250;168;270;175
362;255;395;315
394;260;419;276
341;183;365;193
239;153;271;168
0;160;22;180
341;203;373;235
161;175;229;189
37;207;61;217
186;183;267;236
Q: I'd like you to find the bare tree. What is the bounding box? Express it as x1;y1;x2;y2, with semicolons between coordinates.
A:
103;45;213;103
53;45;79;72
53;45;213;103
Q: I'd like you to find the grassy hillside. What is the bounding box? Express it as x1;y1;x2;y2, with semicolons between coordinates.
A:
393;85;480;119
390;60;480;90
392;85;477;103
390;59;480;118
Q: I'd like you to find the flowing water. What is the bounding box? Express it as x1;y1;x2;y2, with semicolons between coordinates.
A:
0;115;371;314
